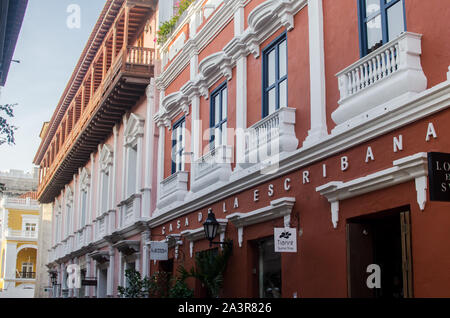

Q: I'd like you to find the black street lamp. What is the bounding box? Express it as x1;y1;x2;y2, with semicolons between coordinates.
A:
203;211;232;249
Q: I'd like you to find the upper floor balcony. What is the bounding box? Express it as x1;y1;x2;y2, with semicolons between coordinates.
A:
35;0;157;204
1;197;39;209
5;229;38;240
157;170;189;211
332;32;427;133
242;107;298;168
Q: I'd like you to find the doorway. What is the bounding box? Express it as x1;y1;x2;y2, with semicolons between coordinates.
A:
255;237;282;298
347;209;413;298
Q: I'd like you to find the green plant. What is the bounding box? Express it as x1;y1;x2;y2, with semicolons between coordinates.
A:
169;278;194;298
156;0;195;45
117;268;151;298
117;269;193;298
179;242;232;298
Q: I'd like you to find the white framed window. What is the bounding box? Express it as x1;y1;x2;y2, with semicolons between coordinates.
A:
171;117;186;174
25;223;36;232
123;113;145;199
22;215;39;239
79;168;91;229
21;262;34;278
99;144;114;213
65;185;74;238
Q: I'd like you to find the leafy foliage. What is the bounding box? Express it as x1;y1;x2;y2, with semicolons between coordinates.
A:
0;103;18;145
117;269;151;298
156;0;195;45
117;269;193;298
178;242;232;298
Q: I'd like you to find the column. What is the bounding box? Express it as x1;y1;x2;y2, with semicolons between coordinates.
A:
123;6;129;50
107;246;115;297
141;230;150;278
303;0;328;146
109;125;118;234
142;80;155;218
234;4;247;168
156;124;165;203
85;257;91;297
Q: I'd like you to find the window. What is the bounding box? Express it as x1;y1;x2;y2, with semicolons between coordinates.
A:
126;145;137;197
171;117;186;174
65;205;71;237
210;83;228;149
55;213;61;243
358;0;406;56
79;168;90;229
25;223;36;233
123;114;144;199
101;171;109;212
80;190;87;227
21;262;34;278
256;238;281;298
263;33;287;118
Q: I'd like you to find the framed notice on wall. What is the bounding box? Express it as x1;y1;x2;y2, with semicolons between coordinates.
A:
274;228;297;253
428;152;450;202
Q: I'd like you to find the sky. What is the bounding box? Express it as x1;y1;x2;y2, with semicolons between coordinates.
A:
0;0;105;173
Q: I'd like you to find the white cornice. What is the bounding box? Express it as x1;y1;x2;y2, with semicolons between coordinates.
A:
226;197;295;247
316;152;429;229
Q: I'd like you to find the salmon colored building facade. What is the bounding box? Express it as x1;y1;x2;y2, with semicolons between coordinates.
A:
34;0;450;298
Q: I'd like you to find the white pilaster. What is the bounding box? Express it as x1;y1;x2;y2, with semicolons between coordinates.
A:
303;0;328;147
156;125;166;204
235;4;247;167
141;230;150;278
107;246;115;297
142;80;156;219
110;125;119;234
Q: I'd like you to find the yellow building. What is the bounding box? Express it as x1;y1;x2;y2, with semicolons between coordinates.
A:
0;196;39;298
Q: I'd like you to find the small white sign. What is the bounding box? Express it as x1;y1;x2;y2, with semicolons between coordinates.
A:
274;228;297;253
149;241;169;261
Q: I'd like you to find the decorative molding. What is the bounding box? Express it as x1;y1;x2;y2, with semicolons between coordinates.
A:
149;79;449;229
180;219;227;257
154;0;306;127
316;152;428;229
227;197;295;247
124;113;145;147
112;240;140;256
88;250;109;264
79;167;91;191
99;144;114;172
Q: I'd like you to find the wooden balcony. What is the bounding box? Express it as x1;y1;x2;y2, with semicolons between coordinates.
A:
37;46;155;203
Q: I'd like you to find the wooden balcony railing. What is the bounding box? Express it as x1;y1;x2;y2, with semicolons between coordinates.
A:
38;46;155;203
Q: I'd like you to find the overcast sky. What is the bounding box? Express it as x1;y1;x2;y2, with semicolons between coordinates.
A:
0;0;105;173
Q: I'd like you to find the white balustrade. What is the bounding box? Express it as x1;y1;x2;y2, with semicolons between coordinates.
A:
157;171;189;210
191;145;232;193
333;32;427;128
244;107;298;165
